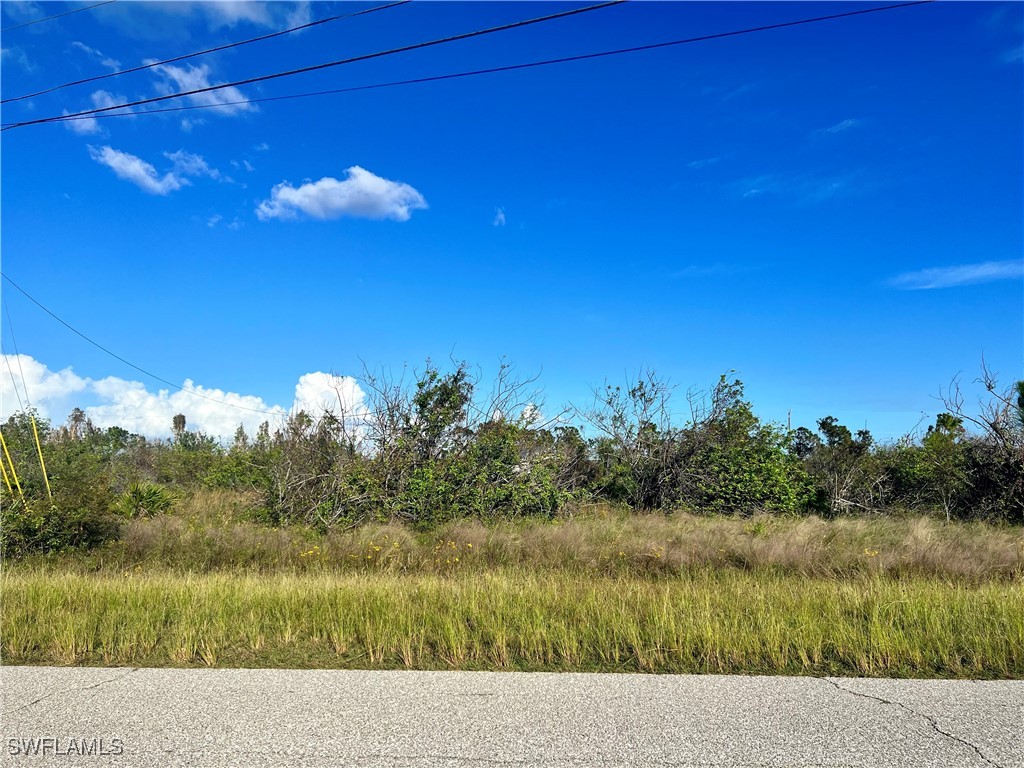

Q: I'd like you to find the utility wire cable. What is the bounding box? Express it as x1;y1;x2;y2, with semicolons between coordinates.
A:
3;304;52;498
2;351;27;414
13;0;933;130
1;0;411;105
4;303;32;407
1;273;286;418
2;304;28;412
1;1;625;131
1;0;115;33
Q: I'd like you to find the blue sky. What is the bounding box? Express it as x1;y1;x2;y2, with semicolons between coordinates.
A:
1;0;1021;440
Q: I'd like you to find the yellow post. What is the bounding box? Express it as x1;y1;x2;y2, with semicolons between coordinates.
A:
30;415;52;500
0;429;26;505
0;455;12;494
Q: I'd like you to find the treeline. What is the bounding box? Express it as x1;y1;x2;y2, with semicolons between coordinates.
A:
2;362;1022;555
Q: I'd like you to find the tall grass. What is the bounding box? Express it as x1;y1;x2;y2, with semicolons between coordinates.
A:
3;568;1021;677
24;491;1023;581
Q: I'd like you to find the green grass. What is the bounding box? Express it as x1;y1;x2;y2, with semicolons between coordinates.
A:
6;493;1022;676
3;568;1022;677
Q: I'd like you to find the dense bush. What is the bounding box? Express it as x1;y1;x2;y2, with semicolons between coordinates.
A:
2;363;1021;556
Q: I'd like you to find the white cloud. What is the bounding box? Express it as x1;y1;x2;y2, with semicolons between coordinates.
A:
888;261;1024;290
199;1;311;30
688;156;723;169
88;146;223;194
257;166;427;222
150;62;255;117
86;376;288;438
0;355;370;439
0;2;43;26
63;111;101;135
493;207;506;227
63;90;130;135
1;355;89;420
1;45;36;72
1003;46;1023;64
207;214;223;228
735;170;861;205
70;41;120;71
254;142;270;152
293;373;366;420
88;145;187;195
84;2;308;42
165;149;221;180
819;118;863;134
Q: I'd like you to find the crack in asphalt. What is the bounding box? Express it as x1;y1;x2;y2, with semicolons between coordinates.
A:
3;667;139;717
823;678;1001;768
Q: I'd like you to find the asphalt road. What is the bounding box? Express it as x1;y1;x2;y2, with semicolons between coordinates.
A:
1;667;1021;768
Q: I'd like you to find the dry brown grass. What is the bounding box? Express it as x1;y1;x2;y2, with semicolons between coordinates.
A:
33;490;1021;582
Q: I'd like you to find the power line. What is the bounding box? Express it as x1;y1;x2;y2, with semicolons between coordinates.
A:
0;273;286;418
2;354;27;414
0;0;116;33
3;303;31;410
8;0;934;130
1;0;411;105
1;1;625;132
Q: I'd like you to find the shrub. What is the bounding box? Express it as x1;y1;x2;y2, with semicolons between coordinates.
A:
112;482;179;518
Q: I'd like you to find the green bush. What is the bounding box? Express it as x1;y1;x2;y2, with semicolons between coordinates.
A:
1;499;119;557
112;482;179;518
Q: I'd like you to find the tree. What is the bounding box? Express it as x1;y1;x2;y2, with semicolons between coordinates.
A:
922;413;967;522
940;363;1024;522
805;416;882;514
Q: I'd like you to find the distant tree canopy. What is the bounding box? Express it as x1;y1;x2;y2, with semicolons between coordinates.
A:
1;361;1021;555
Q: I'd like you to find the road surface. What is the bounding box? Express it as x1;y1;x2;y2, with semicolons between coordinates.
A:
1;667;1021;767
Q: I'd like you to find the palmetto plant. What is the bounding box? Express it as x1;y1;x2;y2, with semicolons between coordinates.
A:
113;482;178;518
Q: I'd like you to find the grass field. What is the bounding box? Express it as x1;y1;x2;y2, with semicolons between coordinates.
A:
19;490;1024;581
3;568;1022;677
4;494;1022;677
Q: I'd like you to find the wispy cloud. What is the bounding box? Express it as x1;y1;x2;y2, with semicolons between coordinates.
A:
688;155;724;169
165;149;222;180
62;90;131;135
149;62;255;118
1;45;36;72
817;118;863;135
721;82;758;101
89;146;223;195
257;166;427;222
69;41;120;71
88;145;187;195
493;207;506;227
735;170;862;205
888;260;1024;290
1003;46;1023;64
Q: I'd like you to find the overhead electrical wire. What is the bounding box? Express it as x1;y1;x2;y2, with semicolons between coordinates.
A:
3;0;933;131
0;0;116;33
3;302;52;500
1;0;626;132
1;0;412;105
3;303;30;412
1;273;287;419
